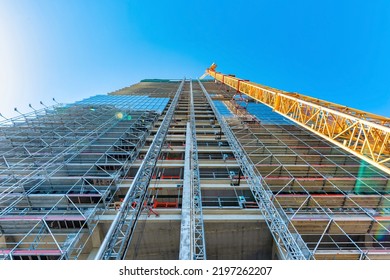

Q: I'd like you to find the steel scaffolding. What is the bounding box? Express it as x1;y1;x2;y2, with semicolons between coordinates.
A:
0;102;159;260
95;79;184;260
222;101;390;259
199;79;312;259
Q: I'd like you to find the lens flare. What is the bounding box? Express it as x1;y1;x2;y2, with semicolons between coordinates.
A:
115;112;124;119
354;160;369;194
374;223;390;241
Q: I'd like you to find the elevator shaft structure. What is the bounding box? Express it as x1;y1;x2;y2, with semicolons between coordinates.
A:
189;80;207;259
205;64;390;175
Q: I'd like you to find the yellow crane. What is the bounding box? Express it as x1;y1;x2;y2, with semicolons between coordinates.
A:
203;63;390;175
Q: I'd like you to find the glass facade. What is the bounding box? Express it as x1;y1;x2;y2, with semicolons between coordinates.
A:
75;95;170;114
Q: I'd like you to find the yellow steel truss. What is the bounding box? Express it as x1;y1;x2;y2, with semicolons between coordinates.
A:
205;63;390;175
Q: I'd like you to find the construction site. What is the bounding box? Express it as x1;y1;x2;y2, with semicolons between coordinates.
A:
0;65;389;260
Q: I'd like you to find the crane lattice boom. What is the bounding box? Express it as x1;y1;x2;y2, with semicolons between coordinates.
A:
205;64;390;175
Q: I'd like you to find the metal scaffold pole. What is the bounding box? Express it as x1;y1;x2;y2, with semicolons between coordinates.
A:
198;79;312;260
95;79;185;260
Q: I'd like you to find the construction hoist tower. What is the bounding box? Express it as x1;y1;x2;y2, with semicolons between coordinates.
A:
0;65;389;260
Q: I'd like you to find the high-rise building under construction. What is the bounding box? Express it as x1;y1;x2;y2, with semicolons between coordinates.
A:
0;65;389;260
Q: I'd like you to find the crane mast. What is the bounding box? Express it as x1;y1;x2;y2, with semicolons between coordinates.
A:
204;64;390;175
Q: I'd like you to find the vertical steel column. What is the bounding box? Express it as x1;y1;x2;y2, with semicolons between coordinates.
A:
179;122;192;259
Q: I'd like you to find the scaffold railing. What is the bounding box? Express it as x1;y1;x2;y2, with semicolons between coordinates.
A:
198;79;313;260
95;79;185;260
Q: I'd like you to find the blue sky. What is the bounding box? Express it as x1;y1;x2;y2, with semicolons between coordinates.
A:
0;0;389;118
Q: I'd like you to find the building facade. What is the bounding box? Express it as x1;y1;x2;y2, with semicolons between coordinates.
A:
0;79;389;260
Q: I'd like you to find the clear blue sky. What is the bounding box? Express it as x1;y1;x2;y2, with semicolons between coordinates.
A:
1;0;389;118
